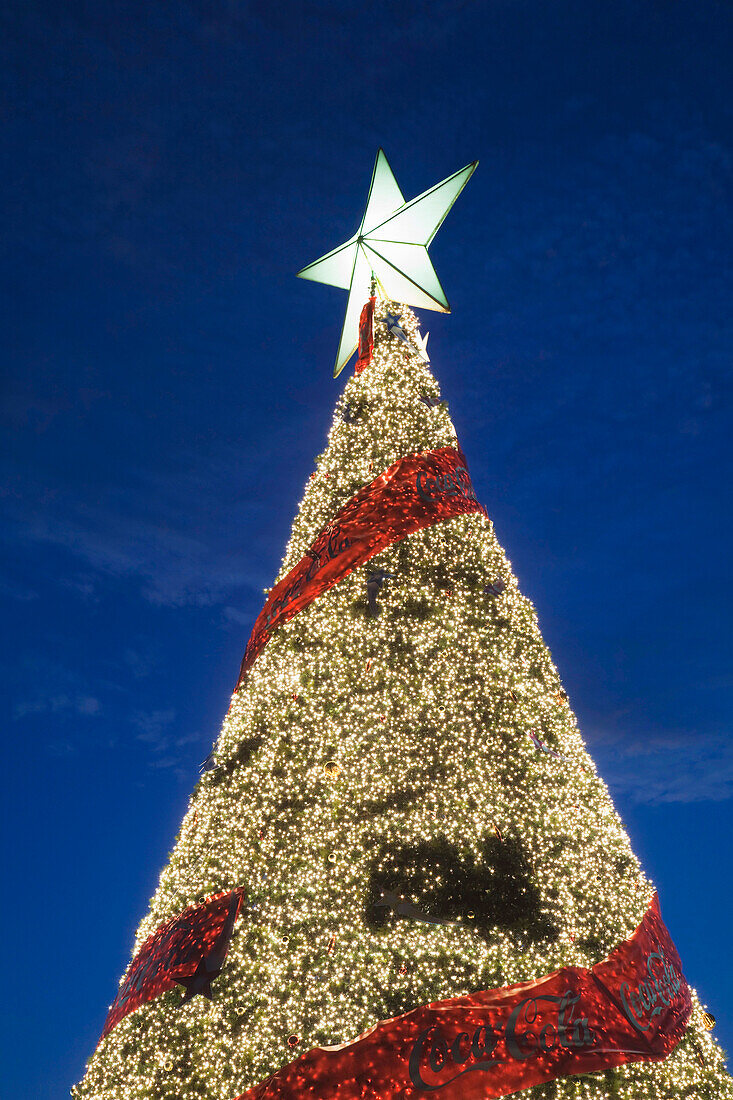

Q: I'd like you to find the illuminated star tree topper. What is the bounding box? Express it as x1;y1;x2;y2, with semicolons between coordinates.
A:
297;149;477;377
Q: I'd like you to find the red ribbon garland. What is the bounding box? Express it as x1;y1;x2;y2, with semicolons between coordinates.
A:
236;446;486;688
355;297;376;374
96;888;690;1100
99;890;243;1043
233;894;690;1100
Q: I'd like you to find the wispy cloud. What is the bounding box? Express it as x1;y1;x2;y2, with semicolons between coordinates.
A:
460;119;732;445
122;646;159;679
0;577;39;602
2;444;277;607
590;729;733;805
222;605;255;626
14;692;100;720
132;708;202;777
61;575;99;601
133;708;177;752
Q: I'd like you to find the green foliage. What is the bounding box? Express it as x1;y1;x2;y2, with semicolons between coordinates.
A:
430;562;453;590
527;1080;558;1098
398;596;433;620
228;735;264;771
207;735;265;786
366;833;559;945
381;989;424;1019
349;595;369;618
387;634;413;656
606;1068;627;1097
362;786;429;816
273;792;318;815
570;1068;622;1098
547;837;572;859
341;399;367;423
577;935;603;957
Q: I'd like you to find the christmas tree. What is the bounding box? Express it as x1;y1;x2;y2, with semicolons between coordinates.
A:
74;153;731;1100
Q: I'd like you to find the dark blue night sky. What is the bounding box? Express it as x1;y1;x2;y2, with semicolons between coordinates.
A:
2;3;732;1097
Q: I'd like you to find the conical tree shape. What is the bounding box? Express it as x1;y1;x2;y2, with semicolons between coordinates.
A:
75;302;731;1100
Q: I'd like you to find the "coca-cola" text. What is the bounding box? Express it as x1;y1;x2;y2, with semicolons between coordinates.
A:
408;990;595;1091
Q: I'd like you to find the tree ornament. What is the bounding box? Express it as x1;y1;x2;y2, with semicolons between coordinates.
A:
356;295;376;373
174;892;241;1005
323;761;341;779
366;570;395;617
526;729;566;761
384;311;410;343
287;1035;300;1049
702;1011;716;1030
175;956;218;1004
419;394;442;408
297;148;477;376
413;329;430;363
199;749;216;773
484;579;506;597
375;889;457;926
382;311;428;361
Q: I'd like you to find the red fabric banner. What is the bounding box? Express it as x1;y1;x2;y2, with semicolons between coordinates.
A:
234;894;690;1100
236;446;486;687
355;296;376;373
99;890;243;1042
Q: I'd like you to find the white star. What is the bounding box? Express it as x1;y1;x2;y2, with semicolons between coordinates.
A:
384;311;407;339
297;149;477;377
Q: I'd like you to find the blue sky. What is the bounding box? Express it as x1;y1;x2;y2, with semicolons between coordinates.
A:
2;2;731;1097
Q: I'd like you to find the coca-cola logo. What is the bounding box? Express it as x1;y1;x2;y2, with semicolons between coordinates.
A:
408;991;595;1091
619;945;684;1033
415;464;477;504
